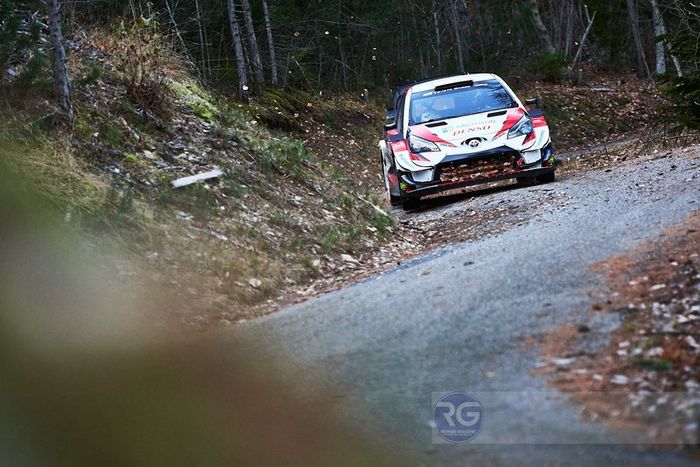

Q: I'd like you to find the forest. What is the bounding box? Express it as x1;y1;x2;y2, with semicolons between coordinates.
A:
1;0;698;125
2;2;700;464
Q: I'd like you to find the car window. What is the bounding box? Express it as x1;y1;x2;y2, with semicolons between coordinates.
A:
409;79;517;125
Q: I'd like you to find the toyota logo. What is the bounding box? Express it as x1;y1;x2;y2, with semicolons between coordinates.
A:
467;138;481;148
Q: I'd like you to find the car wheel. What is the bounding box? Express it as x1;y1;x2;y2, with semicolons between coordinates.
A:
538;171;556;184
401;197;420;211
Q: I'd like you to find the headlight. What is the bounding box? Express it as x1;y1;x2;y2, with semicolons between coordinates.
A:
508;116;534;139
408;134;441;153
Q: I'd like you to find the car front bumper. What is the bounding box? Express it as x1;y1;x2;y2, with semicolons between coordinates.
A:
399;144;556;198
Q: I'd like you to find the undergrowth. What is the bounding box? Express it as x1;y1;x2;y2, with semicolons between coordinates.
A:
0;22;394;328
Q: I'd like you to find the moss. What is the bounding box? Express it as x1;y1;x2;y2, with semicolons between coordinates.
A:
102;122;124;148
79;63;105;86
370;211;395;235
253;137;312;176
75;116;93;138
169;79;220;123
636;359;671;371
251;88;318;131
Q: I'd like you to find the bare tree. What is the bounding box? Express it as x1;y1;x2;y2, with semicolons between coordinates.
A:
194;0;210;79
226;0;250;101
525;0;555;54
448;0;465;72
47;0;74;122
431;0;442;74
650;0;666;74
650;0;682;76
261;0;278;86
626;0;651;79
240;0;264;84
571;6;596;76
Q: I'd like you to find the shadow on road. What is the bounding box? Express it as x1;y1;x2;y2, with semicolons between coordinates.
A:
404;180;526;214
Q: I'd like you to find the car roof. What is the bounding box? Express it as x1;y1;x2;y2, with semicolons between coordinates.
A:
388;73;467;109
410;73;498;93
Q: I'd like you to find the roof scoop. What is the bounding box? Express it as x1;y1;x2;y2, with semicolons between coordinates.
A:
434;80;473;92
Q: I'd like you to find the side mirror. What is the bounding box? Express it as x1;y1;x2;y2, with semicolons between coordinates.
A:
384;109;397;131
525;97;539;108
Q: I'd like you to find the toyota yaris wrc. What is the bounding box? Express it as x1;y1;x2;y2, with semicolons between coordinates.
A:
379;73;556;210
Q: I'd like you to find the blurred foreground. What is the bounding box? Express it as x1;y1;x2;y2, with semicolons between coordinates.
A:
0;160;401;466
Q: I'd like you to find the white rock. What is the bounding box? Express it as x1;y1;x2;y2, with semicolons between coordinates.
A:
686;336;700;349
611;375;629;385
341;254;358;263
552;358;575;366
248;278;262;289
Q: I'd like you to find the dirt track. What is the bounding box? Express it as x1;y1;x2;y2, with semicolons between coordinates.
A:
236;145;700;464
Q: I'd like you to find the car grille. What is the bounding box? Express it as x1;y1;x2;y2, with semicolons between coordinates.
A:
439;154;516;183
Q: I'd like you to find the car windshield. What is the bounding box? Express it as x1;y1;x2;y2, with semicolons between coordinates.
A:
409;79;517;125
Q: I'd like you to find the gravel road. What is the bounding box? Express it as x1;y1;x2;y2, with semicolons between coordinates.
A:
235;148;700;465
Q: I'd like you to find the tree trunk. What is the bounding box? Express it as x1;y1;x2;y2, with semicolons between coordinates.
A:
625;0;651;79
669;51;683;78
432;0;442;74
564;0;574;56
650;0;666;74
571;8;596;74
240;0;264;84
650;0;682;76
261;0;278;86
47;0;74;123
449;0;465;72
526;0;555;54
226;0;250;102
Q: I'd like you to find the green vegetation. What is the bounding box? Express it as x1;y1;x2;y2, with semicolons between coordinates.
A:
0;15;393;324
636;359;672;371
661;4;700;130
526;52;569;83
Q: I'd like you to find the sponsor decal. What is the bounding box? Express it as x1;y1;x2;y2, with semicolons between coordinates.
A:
450;125;492;137
410;125;456;147
494;108;524;139
439;119;498;137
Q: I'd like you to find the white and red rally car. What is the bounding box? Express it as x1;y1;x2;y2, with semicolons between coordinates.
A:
379;73;556;210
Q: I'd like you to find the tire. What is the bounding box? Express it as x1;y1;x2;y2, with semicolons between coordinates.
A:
389;193;401;206
381;149;401;206
538;171;556;184
401;197;421;211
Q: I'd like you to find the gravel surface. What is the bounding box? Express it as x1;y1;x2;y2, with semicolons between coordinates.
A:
233;147;700;465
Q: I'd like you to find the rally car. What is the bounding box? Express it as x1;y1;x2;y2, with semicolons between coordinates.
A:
379;73;556;210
